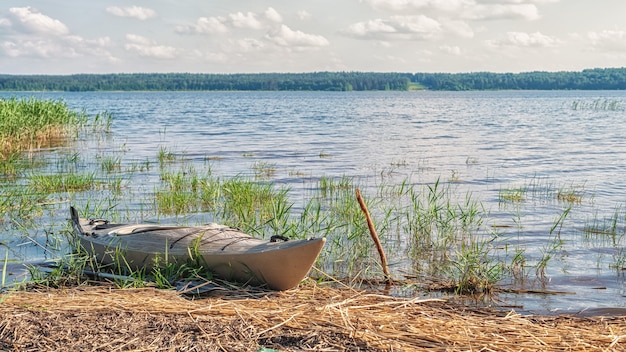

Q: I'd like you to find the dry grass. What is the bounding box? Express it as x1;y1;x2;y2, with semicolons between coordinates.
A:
0;282;625;351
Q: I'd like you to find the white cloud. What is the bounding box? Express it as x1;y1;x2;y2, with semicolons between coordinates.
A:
265;24;329;47
588;30;626;52
440;45;462;55
486;31;559;47
229;12;263;30
1;7;115;61
440;19;474;38
364;0;541;21
106;6;157;21
391;15;441;35
464;4;540;20
1;34;114;60
2;39;61;58
177;10;266;34
176;16;229;34
365;0;472;12
236;38;265;52
344;19;397;38
124;34;178;59
265;8;283;23
343;15;442;40
477;0;558;3
297;10;311;20
9;7;69;36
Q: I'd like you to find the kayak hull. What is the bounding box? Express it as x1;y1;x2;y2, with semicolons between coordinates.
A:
70;207;325;290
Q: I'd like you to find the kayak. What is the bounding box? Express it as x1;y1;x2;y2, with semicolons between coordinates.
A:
69;206;325;290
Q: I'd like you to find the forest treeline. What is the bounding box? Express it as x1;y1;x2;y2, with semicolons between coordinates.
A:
1;68;625;91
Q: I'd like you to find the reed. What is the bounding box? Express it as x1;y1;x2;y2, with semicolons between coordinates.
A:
570;98;625;111
0;97;87;162
251;161;277;180
157;145;176;165
29;172;98;193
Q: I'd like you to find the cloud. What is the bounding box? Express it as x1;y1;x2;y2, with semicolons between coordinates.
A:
265;24;329;47
1;35;114;60
477;0;558;3
364;0;472;12
1;7;115;61
464;4;540;20
363;0;542;20
265;8;283;23
124;34;178;59
176;16;229;34
177;8;276;34
486;31;559;47
106;6;157;20
440;19;474;38
587;30;626;52
440;45;462;55
8;7;69;36
177;8;327;51
297;10;311;20
344;19;396;38
342;15;442;40
229;12;263;30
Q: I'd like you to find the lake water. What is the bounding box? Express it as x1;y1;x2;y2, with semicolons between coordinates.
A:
3;90;626;314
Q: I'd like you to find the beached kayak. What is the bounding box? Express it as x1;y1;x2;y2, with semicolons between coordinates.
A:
70;206;325;290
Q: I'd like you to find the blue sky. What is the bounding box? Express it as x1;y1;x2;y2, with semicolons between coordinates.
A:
1;0;625;74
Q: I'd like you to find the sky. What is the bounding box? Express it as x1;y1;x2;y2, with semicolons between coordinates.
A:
1;0;626;74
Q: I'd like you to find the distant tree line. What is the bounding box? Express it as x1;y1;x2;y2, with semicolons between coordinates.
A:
0;72;412;92
0;68;625;91
415;68;626;90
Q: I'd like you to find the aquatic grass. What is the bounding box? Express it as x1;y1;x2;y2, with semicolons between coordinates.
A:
570;98;626;111
499;186;526;203
581;206;626;251
98;154;122;173
219;177;291;233
11;145;586;296
319;176;353;198
0;97;87;161
91;111;113;133
536;206;570;278
155;167;201;215
390;159;408;167
27;232;94;289
447;235;505;294
499;177;587;205
149;242;214;290
28;172;98;193
157;146;176;165
251;161;277;180
556;183;585;204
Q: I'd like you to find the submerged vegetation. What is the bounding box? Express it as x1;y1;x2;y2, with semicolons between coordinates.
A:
1;96;626;305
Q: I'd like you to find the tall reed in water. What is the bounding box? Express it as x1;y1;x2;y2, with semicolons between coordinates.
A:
0;97;88;174
0;97;87;157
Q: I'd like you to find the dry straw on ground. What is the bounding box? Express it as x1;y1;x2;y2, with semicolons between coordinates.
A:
0;282;625;351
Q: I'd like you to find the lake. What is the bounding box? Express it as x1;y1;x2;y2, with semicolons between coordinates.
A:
2;90;626;314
